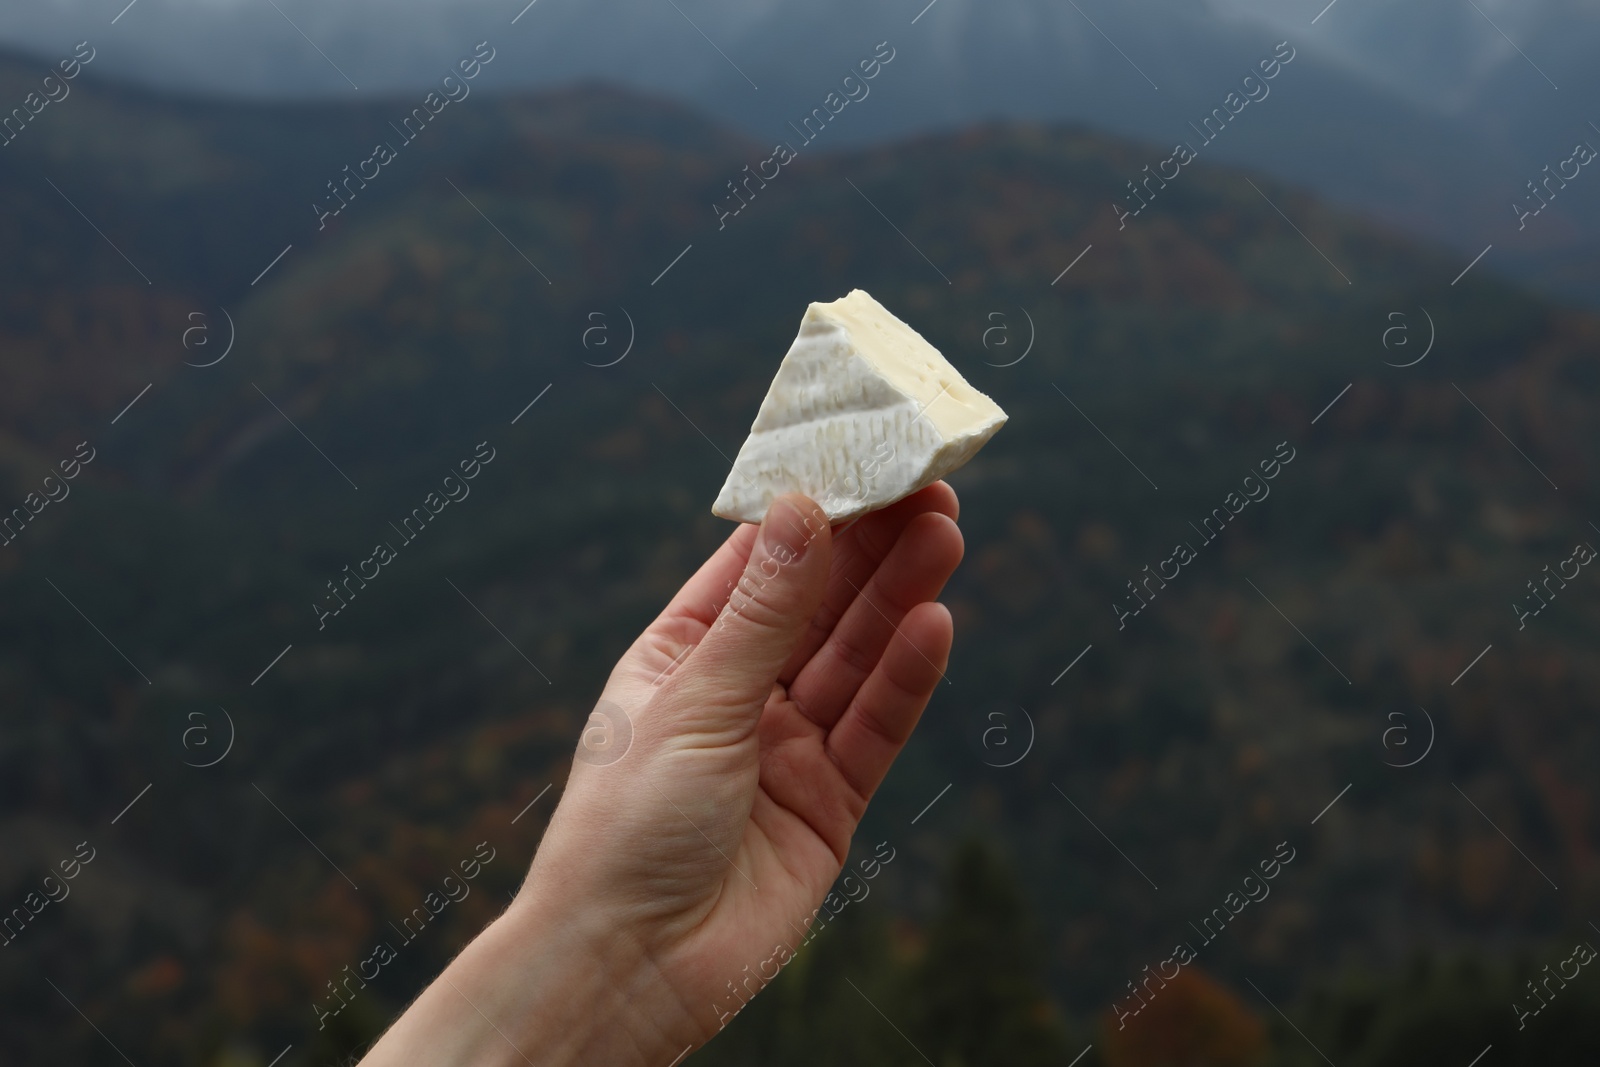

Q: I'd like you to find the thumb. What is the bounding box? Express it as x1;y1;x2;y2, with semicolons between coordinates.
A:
676;493;832;714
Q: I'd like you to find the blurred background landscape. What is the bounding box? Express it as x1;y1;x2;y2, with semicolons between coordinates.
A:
0;0;1597;1064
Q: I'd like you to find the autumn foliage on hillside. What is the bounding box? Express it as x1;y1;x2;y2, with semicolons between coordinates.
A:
1101;967;1268;1067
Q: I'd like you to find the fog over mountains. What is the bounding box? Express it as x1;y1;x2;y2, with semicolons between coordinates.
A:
4;0;1598;301
4;0;1582;110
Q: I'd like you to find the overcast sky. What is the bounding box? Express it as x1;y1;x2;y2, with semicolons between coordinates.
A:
0;0;1578;114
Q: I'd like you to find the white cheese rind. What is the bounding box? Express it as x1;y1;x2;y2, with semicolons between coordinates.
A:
712;290;1007;524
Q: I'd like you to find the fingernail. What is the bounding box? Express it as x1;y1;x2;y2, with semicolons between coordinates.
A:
761;496;816;565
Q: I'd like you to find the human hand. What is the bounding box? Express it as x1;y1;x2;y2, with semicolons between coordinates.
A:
359;484;964;1066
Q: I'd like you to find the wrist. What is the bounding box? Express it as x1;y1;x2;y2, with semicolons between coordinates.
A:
500;888;692;1065
361;881;693;1067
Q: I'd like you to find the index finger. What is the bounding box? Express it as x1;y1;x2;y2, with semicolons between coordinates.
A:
777;480;959;685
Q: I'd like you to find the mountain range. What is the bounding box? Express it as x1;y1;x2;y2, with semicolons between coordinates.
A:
4;0;1598;305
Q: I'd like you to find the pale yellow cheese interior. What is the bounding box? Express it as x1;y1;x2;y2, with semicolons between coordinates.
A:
813;290;1005;433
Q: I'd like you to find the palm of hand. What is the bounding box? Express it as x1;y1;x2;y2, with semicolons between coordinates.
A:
530;484;963;1044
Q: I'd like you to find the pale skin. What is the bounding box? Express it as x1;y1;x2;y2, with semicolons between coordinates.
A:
358;484;965;1066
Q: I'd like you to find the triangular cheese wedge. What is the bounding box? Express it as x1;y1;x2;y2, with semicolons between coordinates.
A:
713;289;1007;524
